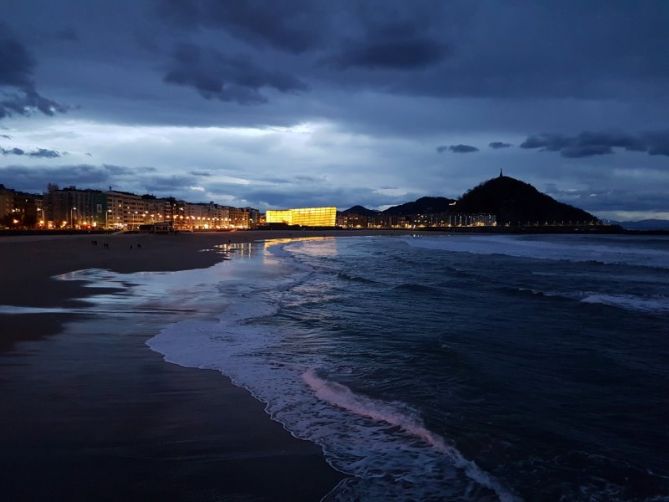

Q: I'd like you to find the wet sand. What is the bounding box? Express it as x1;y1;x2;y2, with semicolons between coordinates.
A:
0;229;413;501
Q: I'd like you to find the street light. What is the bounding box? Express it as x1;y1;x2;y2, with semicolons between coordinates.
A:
70;206;77;229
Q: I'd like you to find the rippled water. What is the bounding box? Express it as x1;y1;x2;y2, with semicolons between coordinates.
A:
47;235;669;501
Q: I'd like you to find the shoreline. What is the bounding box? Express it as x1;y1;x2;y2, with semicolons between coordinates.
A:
0;229;419;501
5;228;669;239
0;230;416;339
3;222;667;239
2;231;668;499
0;229;662;350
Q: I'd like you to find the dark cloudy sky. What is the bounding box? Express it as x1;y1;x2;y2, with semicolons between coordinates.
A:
1;0;668;220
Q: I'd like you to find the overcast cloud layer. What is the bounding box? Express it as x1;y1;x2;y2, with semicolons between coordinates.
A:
1;0;668;220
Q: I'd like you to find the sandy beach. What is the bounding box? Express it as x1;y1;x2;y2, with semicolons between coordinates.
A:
0;229;413;501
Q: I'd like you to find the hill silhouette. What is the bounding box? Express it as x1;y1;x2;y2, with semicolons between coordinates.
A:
382;196;456;216
341;205;379;216
455;175;597;224
617;219;669;231
342;175;598;226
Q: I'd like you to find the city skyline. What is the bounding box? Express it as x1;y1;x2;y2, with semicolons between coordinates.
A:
0;171;607;231
1;1;668;220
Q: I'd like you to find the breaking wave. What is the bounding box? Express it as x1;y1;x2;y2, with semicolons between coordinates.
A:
580;294;669;314
146;241;519;501
303;369;518;501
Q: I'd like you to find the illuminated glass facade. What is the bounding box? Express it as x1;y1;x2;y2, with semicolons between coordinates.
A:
266;206;337;227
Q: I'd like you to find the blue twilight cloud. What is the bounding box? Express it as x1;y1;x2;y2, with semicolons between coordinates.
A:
0;24;67;118
1;146;62;158
520;131;669;158
437;144;479;154
0;0;668;220
489;141;512;149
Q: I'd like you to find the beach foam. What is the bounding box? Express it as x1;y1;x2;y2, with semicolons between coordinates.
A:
303;369;517;501
146;240;520;501
580;294;669;313
508;286;669;314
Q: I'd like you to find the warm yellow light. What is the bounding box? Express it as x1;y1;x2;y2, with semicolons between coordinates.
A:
266;207;336;227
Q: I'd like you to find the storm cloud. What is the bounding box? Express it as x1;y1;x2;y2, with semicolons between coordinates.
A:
157;0;322;53
164;43;308;104
0;24;67;118
0;25;34;89
1;146;62;158
0;164;191;195
336;36;446;70
520;131;669;158
0;164;120;190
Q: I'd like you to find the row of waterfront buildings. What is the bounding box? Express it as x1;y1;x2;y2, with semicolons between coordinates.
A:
337;211;496;229
0;183;499;231
0;184;261;230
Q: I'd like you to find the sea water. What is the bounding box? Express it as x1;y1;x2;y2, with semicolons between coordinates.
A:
66;235;669;500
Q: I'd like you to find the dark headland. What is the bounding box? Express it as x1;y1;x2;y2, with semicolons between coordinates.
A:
339;174;627;233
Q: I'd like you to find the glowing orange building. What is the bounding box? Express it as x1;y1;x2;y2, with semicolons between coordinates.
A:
265;207;337;227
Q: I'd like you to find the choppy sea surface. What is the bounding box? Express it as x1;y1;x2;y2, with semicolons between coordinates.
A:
68;235;669;500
